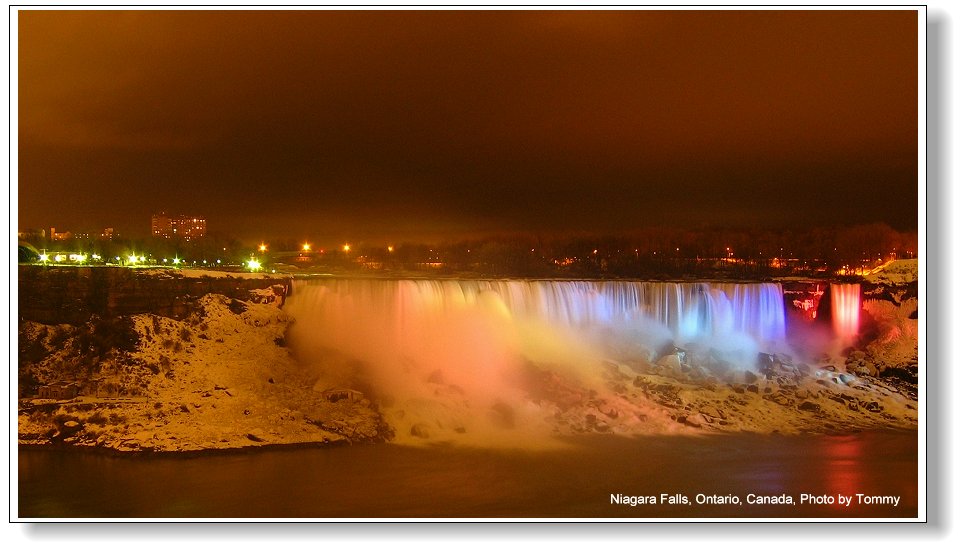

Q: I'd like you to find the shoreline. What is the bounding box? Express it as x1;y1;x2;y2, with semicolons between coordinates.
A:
18;425;919;459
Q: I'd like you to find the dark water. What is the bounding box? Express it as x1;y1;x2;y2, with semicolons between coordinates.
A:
19;432;918;519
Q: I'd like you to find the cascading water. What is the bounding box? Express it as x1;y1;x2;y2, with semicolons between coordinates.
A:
288;279;787;347
284;279;790;445
830;283;861;344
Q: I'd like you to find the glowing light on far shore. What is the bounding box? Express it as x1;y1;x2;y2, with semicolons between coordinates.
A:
259;243;268;252
387;245;394;253
172;257;181;265
302;243;311;251
128;255;138;264
343;243;351;252
39;253;49;262
247;258;262;271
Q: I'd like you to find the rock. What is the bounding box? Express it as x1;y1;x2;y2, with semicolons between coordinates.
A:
688;366;709;384
864;401;883;413
756;352;775;371
746;384;759;394
794;389;809;400
764;393;793;407
838;373;857;385
799;401;821;412
655;354;682;376
228;299;248;314
676;415;701;429
744;370;759;384
409;424;430;439
731;384;746;394
246;433;264;442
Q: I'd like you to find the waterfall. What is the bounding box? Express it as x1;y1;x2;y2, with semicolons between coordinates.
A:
830;283;862;344
283;279;790;444
285;279;787;362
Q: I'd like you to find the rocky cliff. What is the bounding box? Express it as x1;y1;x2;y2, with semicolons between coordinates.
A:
18;266;292;325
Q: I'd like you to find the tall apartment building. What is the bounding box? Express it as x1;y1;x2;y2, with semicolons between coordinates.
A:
151;212;207;241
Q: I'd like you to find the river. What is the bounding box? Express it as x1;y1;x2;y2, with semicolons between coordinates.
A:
19;431;917;519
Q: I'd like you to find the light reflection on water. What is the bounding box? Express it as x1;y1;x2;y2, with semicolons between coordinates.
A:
19;431;917;519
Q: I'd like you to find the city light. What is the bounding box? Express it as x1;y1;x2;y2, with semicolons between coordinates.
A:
343;243;351;252
247;258;262;271
302;243;311;251
387;245;394;253
259;243;268;252
172;257;181;265
128;255;138;264
38;252;49;263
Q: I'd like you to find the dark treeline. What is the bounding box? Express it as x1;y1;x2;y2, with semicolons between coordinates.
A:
327;223;918;279
20;223;917;280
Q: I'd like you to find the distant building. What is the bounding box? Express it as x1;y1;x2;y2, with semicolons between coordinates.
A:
49;227;73;241
151;212;207;241
100;227;116;240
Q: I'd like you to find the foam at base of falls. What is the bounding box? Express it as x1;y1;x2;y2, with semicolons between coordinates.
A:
283;279;790;445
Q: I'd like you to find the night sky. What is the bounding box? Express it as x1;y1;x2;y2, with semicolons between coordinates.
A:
18;10;919;244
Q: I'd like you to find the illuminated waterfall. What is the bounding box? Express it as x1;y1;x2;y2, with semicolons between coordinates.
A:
830;283;861;343
286;279;788;358
284;279;790;444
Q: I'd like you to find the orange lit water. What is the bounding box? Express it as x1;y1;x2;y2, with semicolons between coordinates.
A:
19;431;917;519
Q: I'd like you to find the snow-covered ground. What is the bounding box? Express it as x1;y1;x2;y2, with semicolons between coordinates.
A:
140;268;292;280
18;289;388;453
864;258;918;285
